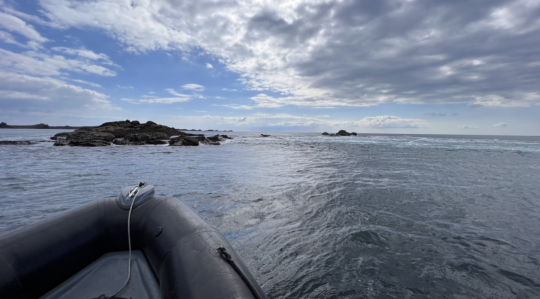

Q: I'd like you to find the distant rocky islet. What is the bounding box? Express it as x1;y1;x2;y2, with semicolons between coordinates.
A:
322;130;358;136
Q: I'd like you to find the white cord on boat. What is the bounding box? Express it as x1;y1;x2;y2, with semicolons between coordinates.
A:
108;186;139;299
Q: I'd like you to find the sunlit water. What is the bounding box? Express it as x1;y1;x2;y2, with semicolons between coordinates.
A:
1;129;540;298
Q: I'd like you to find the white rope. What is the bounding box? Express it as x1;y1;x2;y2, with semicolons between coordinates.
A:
108;186;139;299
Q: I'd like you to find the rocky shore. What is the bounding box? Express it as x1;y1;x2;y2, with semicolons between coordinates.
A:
51;120;232;147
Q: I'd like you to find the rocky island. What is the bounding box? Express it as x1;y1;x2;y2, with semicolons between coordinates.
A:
322;130;357;136
51;120;232;147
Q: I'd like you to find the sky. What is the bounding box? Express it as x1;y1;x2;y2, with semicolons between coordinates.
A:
0;0;539;134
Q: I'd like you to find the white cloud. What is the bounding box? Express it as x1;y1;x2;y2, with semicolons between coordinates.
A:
0;12;48;43
206;63;213;69
0;30;41;49
0;90;49;100
0;0;534;116
0;71;116;110
2;8;65;29
0;48;117;77
52;47;115;65
222;88;238;92
493;122;508;127
166;88;190;97
181;84;204;91
140;97;190;104
353;116;427;128
217;104;255;110
66;78;102;88
35;0;540;108
201;113;427;129
458;125;480;129
116;85;133;89
122;88;193;104
468;93;540;107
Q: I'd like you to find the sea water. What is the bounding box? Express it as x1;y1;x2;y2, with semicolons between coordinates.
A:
1;130;540;298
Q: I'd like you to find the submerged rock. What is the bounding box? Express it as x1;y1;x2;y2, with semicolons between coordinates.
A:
260;134;270;137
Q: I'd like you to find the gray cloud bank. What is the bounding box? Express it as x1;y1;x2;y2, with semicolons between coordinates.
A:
31;0;540;109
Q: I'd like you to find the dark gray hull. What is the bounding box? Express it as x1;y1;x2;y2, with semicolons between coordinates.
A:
0;194;266;299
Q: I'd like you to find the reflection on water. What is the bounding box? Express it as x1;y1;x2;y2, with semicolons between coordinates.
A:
1;130;540;298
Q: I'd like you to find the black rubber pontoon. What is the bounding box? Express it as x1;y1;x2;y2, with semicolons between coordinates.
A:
0;184;266;299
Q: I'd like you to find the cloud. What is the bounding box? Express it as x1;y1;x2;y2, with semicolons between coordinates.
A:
217;104;255;110
166;88;191;97
116;85;133;89
354;116;427;129
206;63;213;69
52;47;115;65
0;71;116;110
0;48;117;77
493;122;508;127
0;12;48;43
0;30;41;49
122;88;192;104
0;90;49;100
2;8;65;29
181;84;204;92
34;0;540;108
140;97;190;104
222;88;238;92
425;113;447;117
467;93;540;107
62;78;102;88
202;113;427;129
458;125;480;129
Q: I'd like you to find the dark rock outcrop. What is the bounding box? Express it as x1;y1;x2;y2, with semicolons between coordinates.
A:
169;136;200;146
51;132;72;140
51;120;178;147
322;130;358;137
260;134;270;137
50;121;234;147
169;133;232;146
336;130;353;136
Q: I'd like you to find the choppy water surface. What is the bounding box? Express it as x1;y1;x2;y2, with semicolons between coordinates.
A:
1;130;540;298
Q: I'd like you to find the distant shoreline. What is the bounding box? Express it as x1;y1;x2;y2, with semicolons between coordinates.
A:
0;126;91;129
